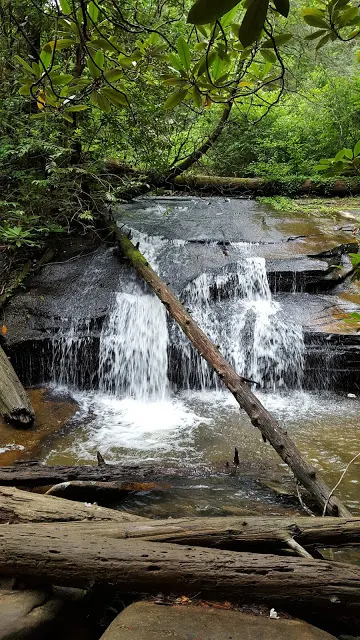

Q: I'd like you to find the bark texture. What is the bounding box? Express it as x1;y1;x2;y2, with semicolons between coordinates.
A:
0;346;34;426
0;523;359;609
0;486;144;524
113;226;351;518
0;460;183;487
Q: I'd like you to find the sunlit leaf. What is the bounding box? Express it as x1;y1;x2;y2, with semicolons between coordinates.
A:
51;73;73;86
261;33;292;47
354;140;360;157
102;87;128;106
47;38;75;50
64;104;88;112
59;0;72;15
177;37;191;71
15;55;33;74
88;1;99;22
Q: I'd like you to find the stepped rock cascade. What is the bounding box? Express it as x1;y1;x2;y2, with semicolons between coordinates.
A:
172;256;304;390
51;230;304;396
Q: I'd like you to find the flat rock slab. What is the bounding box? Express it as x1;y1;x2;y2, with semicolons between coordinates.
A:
100;602;336;640
0;587;63;640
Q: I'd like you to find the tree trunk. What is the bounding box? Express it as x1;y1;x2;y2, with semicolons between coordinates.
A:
0;460;191;487
165;102;234;182
172;174;360;195
0;486;144;524
113;225;351;518
0;523;359;610
0;346;34;426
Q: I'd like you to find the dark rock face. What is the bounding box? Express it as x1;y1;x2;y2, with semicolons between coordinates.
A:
4;197;360;393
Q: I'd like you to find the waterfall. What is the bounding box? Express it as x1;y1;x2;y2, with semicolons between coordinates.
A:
51;232;304;396
98;290;169;400
172;257;304;390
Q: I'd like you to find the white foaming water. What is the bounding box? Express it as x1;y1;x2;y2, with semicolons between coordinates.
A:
175;257;304;389
99;291;169;400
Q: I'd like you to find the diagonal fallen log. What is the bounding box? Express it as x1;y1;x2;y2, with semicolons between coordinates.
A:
112;223;351;518
0;486;144;524
0;522;360;610
45;480;166;503
0;345;34;426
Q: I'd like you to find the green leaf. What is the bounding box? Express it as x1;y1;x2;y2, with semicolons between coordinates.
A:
303;9;329;28
273;0;289;17
118;55;134;69
338;6;359;26
88;1;99;23
316;33;331;49
177;37;191;70
15;55;33;74
343;148;354;158
18;83;32;96
221;6;240;27
260;49;276;62
305;29;327;40
90;90;111;113
64;104;88;112
104;68;124;82
239;0;269;47
354;140;360;157
349;253;360;266
163;89;188;109
192;85;203;107
197;51;217;76
188;0;241;25
94;49;104;70
47;38;75;50
102;87;128;106
261;33;292;47
88;55;101;79
59;0;72;15
51;73;73;86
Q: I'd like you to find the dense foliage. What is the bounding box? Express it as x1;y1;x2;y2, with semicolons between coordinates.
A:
1;0;360;249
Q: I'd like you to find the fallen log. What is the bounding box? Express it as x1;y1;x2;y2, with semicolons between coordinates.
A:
0;523;359;610
112;223;351;518
0;345;34;426
0;486;144;524
1;489;359;555
173;174;360;196
45;480;166;503
0;460;196;487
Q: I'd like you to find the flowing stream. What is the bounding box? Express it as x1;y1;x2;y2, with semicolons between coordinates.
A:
47;225;360;517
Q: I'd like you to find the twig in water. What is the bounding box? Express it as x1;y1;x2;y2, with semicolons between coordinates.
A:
322;452;360;517
296;481;315;517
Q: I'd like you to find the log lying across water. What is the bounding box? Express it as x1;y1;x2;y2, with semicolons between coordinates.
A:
113;223;351;518
0;460;185;487
0;521;359;610
0;486;144;524
0;345;34;426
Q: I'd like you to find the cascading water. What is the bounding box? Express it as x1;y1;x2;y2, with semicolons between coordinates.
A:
52;231;304;396
98;290;169;400
172;256;304;390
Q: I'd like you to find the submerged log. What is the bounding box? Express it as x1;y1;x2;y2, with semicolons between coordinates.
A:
0;522;359;610
112;224;351;518
0;486;144;524
0;460;194;487
0;346;34;426
45;480;166;503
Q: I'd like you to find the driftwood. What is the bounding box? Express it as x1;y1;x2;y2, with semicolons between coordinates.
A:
0;346;34;426
0;460;193;487
113;224;351;518
0;486;144;524
45;480;166;503
0;522;359;610
1;488;359;556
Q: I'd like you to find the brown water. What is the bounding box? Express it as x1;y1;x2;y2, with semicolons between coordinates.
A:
23;387;360;519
